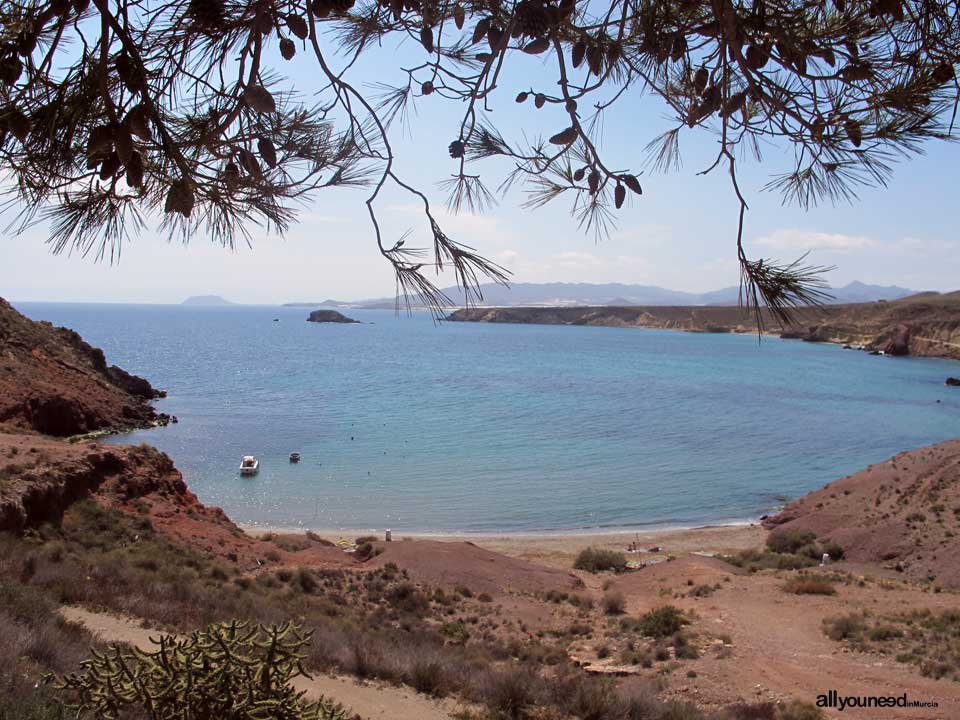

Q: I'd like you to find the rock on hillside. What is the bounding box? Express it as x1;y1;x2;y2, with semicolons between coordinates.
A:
763;439;960;586
0;298;164;436
307;309;360;323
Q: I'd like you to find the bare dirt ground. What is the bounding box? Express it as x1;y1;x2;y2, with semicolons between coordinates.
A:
604;555;957;719
259;525;957;719
59;606;467;720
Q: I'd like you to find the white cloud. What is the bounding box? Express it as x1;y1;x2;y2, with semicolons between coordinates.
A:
754;229;876;254
893;236;957;257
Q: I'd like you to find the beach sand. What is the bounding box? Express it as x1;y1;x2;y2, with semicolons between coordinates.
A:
241;522;766;570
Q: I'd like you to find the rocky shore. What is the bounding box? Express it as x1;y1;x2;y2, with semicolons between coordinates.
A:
0;297;169;436
447;290;960;361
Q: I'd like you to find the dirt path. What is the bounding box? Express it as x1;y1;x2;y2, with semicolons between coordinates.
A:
59;607;463;720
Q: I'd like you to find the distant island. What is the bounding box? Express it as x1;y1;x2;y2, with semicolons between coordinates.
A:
284;300;345;308
447;290;960;361
306;309;360;324
285;280;918;311
181;295;234;306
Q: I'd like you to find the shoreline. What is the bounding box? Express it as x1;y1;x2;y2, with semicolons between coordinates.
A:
238;520;768;568
237;517;762;539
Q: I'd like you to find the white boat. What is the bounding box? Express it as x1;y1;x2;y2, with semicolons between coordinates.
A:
239;455;259;475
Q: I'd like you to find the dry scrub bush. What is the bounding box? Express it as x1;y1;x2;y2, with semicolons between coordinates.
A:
574;547;628;573
602;589;626;615
782;577;837;595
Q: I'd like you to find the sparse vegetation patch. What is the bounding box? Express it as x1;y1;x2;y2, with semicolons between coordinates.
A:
637;605;689;639
573;547;628;573
782;576;836;595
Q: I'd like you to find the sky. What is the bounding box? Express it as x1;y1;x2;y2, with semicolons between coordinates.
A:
3;29;959;304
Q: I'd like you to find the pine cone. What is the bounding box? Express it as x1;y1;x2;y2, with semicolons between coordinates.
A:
187;0;225;30
0;56;23;86
515;1;551;39
329;0;356;12
448;140;465;159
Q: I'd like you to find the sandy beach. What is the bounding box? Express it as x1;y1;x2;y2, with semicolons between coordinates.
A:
242;522;767;570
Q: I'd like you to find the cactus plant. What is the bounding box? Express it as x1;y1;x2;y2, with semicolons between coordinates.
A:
55;620;348;720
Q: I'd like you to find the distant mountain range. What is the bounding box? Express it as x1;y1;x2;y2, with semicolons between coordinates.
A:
284;281;918;310
181;295;235;306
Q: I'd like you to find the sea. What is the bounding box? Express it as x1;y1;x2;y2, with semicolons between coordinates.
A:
14;302;960;534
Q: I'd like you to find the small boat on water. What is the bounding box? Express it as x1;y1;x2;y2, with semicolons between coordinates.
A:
239;455;259;476
289;452;301;463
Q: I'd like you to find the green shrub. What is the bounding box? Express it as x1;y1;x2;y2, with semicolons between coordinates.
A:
478;667;539;720
385;582;429;614
297;567;318;593
638;606;688;638
720;549;816;572
766;529;817;555
867;625;903;641
602;590;626;615
0;689;69;720
354;541;381;561
573;547;628;573
688;584;716;598
439;621;470;644
568;594;594;610
822;613;866;642
782;577;836;595
672;632;699;659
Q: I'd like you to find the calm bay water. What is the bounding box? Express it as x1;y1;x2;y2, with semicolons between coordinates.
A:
15;301;960;533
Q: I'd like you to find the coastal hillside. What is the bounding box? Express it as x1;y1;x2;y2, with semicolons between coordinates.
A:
764;439;960;586
0;298;165;436
445;304;800;333
446;290;960;360
779;290;960;359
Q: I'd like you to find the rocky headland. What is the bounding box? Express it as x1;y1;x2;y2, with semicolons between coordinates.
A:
777;291;960;359
0;298;169;436
447;290;960;361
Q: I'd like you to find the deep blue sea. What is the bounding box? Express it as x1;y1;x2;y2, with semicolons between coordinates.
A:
14;302;960;534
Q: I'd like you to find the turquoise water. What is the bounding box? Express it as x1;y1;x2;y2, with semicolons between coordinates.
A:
14;302;960;533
